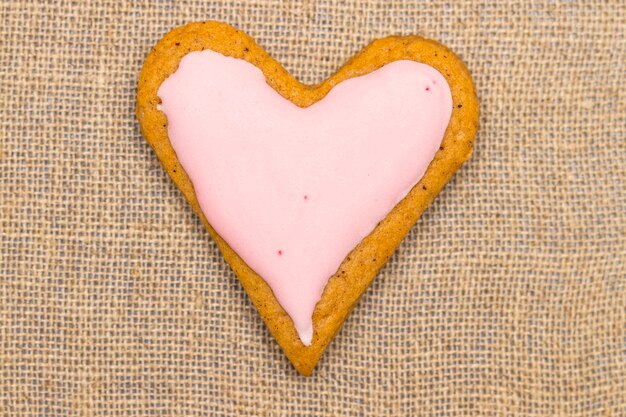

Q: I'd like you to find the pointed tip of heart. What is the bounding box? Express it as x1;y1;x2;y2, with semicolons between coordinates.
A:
299;324;313;346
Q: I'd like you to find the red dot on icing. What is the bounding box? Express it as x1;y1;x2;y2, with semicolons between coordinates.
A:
278;250;283;256
425;86;430;91
304;195;308;201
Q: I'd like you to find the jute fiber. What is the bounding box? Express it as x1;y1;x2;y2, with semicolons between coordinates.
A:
1;1;625;416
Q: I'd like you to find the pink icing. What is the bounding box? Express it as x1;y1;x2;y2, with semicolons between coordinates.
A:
158;51;452;345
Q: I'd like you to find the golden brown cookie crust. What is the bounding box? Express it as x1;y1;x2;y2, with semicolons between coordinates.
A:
136;21;479;376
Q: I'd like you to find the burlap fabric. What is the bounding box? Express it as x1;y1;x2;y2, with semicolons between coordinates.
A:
1;1;625;415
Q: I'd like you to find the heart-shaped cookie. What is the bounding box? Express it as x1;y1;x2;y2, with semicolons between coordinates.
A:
137;21;478;376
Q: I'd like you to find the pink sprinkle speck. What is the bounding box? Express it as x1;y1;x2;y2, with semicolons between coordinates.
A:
304;195;308;201
425;87;430;91
278;250;283;256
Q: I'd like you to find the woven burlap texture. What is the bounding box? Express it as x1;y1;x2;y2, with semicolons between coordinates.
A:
1;1;625;416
